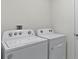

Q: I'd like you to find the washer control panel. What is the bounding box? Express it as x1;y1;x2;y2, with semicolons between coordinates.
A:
2;30;35;41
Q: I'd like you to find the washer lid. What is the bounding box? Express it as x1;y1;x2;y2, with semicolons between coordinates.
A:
3;36;47;49
38;33;65;39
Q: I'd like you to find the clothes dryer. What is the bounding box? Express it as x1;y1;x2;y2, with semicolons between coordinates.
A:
37;28;66;59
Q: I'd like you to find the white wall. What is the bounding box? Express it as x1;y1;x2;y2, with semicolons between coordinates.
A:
1;0;51;33
51;0;75;59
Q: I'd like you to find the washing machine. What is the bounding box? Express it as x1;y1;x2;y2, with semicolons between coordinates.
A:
37;28;66;59
1;30;48;59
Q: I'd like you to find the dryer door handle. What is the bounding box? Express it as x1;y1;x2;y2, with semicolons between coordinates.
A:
51;42;64;50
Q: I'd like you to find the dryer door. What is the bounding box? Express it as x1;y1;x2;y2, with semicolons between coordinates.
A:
7;42;48;59
49;41;66;59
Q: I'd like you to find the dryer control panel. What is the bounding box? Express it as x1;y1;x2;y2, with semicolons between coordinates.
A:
37;28;54;35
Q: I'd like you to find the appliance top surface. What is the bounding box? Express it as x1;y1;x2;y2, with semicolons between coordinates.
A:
38;33;65;39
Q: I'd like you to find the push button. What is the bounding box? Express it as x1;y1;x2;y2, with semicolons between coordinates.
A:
49;30;52;32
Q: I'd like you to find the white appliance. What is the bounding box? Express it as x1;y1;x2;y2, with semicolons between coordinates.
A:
2;30;48;59
37;28;66;59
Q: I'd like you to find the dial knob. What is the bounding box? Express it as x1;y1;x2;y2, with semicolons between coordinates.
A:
9;33;12;37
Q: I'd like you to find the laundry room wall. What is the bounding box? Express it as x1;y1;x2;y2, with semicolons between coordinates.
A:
51;0;75;59
1;0;51;33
